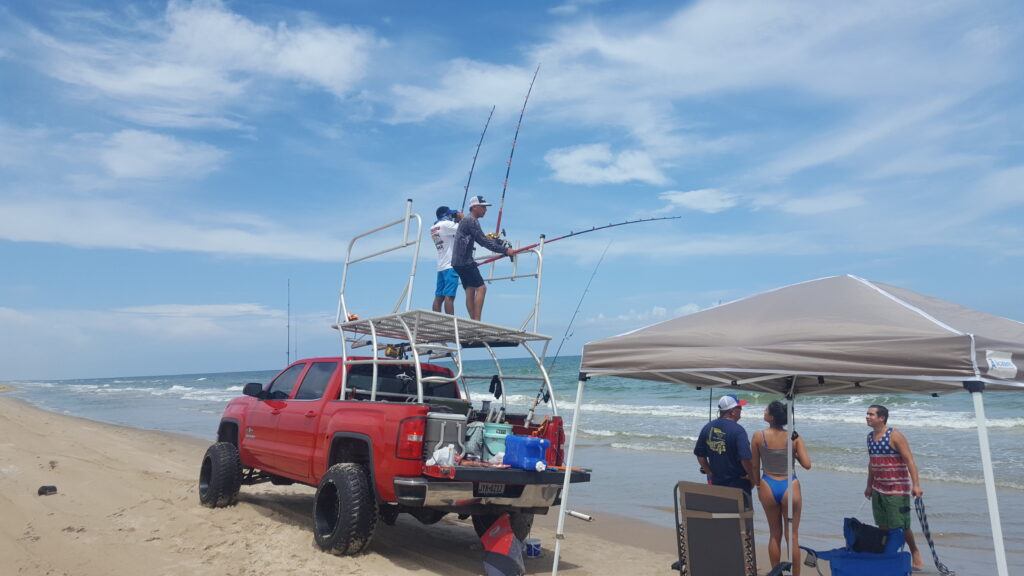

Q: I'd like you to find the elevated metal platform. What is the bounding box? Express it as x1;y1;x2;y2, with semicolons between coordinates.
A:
333;309;550;348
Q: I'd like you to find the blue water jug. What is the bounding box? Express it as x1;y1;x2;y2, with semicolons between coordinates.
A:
504;435;550;471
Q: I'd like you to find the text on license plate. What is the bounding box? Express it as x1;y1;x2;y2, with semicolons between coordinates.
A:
478;482;505;496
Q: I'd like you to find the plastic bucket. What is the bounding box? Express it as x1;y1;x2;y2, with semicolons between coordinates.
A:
524;537;542;558
483;422;512;459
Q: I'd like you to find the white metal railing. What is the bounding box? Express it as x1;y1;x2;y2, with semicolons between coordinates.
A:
331;201;555;415
335;198;422;325
481;236;545;333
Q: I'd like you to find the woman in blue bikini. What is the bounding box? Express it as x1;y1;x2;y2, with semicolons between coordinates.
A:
752;400;812;575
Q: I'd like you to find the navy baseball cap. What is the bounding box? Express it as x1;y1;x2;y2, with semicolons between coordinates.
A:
435;205;450;220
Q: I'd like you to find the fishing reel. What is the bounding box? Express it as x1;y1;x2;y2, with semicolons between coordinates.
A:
384;344;408;359
486;229;515;258
485;230;511;248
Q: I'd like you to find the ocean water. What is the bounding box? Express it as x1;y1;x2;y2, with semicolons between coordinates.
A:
5;356;1024;491
5;355;1024;570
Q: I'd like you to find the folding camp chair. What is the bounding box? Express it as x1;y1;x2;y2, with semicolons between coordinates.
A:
673;481;757;576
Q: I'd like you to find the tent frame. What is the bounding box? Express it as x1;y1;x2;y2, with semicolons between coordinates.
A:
551;370;1010;576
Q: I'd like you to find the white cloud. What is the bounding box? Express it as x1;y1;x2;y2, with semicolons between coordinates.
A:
389;59;533;123
115;303;279;319
559;232;824;259
549;0;608;16
0;304;311;379
0;197;346;261
584;302;701;326
0;123;51;169
26;0;377;128
757;98;959;181
545;143;668;186
674;303;701;316
778;193;864;215
100;129;227;179
751;191;865;215
387;1;1011;190
659;189;738;214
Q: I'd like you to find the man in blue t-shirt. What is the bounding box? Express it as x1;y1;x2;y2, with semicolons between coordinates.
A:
694;394;754;493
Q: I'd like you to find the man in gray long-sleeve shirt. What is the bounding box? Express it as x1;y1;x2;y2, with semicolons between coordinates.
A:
452;195;513;320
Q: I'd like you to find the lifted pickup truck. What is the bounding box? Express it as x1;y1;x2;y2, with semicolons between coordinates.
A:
199;354;590;555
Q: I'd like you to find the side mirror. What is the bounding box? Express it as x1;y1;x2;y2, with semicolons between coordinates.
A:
243;382;265;398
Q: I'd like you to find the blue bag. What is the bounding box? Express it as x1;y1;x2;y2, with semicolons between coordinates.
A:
806;518;911;576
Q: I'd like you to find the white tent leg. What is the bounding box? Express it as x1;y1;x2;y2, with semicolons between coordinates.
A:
552;373;587;576
969;386;1008;576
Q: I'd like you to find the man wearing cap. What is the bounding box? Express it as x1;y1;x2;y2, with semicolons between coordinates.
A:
452;195;514;320
430;206;462;314
694;395;754;494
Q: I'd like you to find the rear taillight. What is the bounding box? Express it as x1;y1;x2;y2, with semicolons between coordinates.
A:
396;416;426;460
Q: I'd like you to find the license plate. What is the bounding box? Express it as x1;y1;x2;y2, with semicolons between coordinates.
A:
477;482;505;496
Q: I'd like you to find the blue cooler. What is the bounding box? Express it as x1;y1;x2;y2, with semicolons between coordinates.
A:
504;435;550;471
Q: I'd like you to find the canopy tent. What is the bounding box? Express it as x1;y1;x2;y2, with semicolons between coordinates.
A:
551;275;1023;576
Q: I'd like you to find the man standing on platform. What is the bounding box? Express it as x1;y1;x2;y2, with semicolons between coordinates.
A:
451;195;514;321
865;404;925;571
430;206;461;315
694;395;754;494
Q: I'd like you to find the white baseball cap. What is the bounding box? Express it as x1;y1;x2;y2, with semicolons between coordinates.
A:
468;195;492;208
718;394;748;411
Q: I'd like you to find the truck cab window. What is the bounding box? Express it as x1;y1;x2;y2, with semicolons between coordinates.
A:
294;362;338;400
346;365;457;399
267;364;306;400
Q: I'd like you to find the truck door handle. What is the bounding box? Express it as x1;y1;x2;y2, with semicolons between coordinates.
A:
304;411;316;418
271;409;281;415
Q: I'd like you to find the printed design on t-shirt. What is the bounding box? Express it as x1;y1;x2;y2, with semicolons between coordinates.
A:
706;427;727;455
430;220;458;270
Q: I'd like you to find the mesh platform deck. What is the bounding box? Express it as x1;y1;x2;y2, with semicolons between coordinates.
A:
333;309;550;347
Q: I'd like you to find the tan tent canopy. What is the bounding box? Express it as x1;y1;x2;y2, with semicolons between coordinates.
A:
580;275;1024;394
552;275;1020;576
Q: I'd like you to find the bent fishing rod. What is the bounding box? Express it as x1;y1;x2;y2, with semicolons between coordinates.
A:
461;105;496;212
494;64;541;236
526;241;611;424
477;215;681;266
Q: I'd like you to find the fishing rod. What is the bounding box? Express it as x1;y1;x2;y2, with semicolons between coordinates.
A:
547;241;611;374
461;105;496;212
286;278;291;365
494;64;540;237
526;242;612;424
477;215;681;266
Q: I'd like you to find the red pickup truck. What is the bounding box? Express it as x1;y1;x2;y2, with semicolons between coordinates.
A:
199;356;589;555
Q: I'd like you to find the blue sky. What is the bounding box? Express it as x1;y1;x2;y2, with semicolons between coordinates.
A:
1;0;1022;380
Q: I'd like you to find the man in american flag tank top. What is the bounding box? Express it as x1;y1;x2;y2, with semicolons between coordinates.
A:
865;404;925;571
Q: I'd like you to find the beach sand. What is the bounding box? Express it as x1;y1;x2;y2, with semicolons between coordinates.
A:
1;396;730;576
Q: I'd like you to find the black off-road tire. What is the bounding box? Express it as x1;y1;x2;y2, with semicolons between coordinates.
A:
472;511;534;541
313;463;378;555
198;442;242;508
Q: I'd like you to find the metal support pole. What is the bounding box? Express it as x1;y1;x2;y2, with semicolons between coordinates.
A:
965;381;1009;576
786;386;796;567
533;235;545;333
552;371;587;576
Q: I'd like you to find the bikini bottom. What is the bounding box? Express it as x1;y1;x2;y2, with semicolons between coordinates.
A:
762;474;797;505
